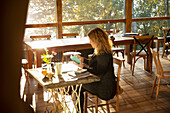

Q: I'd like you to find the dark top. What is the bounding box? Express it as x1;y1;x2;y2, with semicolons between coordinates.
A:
83;52;117;100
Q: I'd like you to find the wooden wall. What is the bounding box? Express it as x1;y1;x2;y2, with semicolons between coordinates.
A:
1;0;34;112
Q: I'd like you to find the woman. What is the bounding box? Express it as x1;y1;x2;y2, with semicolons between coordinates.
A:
74;27;117;112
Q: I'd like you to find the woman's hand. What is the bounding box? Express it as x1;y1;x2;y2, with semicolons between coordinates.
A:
73;55;84;68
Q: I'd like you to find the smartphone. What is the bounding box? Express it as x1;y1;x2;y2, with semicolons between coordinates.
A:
71;56;80;64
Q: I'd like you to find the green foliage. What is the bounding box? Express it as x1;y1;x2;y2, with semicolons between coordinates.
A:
26;0;169;38
62;0;124;34
41;49;55;64
41;54;51;64
132;0;170;37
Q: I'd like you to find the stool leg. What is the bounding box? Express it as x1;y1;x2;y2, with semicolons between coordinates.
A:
106;101;110;113
95;96;98;113
84;92;88;113
121;51;125;67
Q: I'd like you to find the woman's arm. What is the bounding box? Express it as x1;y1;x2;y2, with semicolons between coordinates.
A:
84;54;111;76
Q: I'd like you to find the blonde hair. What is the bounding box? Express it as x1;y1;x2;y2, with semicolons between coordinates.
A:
87;27;113;55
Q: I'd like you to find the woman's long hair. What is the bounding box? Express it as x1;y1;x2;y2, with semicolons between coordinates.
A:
87;27;113;55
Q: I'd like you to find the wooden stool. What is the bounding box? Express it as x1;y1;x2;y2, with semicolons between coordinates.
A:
62;51;81;63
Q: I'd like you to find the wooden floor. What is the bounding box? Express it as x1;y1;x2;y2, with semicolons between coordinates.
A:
20;52;170;113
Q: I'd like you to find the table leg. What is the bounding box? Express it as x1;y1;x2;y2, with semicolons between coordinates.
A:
33;51;37;68
37;50;42;68
28;49;33;69
46;84;82;113
144;44;153;73
126;45;133;64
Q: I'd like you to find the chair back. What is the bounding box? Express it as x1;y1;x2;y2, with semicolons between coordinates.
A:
150;48;164;77
165;29;170;43
30;35;51;41
133;35;154;56
162;27;170;43
62;33;79;38
113;56;124;94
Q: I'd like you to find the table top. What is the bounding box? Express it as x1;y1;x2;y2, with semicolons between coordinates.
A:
24;36;135;50
24;37;91;50
25;63;100;89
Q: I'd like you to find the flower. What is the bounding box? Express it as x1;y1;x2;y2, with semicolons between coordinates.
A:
41;48;57;64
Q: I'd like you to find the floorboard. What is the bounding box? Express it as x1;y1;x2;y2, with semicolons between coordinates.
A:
21;52;170;113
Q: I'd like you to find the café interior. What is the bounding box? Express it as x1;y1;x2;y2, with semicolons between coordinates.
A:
2;0;170;113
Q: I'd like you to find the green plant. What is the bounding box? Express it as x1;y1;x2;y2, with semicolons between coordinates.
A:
41;48;57;64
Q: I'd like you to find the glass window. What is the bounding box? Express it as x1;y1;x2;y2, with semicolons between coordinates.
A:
132;20;170;37
26;0;56;24
62;0;125;22
133;0;169;18
24;27;57;41
63;22;124;37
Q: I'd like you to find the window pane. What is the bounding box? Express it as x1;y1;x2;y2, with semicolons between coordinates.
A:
26;0;56;24
133;0;169;18
24;27;57;41
63;23;124;38
131;20;170;37
62;0;125;22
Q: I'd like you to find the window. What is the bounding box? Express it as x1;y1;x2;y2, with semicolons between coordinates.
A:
133;0;169;18
132;20;170;37
132;0;170;37
26;0;56;24
24;27;56;41
62;0;125;22
63;23;123;37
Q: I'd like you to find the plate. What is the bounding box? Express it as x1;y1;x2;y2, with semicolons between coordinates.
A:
167;55;170;60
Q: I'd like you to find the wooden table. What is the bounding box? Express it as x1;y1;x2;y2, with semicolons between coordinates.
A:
154;37;164;52
25;62;100;112
24;36;155;72
24;37;92;68
24;37;135;68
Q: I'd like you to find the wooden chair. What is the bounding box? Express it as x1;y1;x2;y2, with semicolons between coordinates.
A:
150;48;170;103
62;33;81;63
30;35;51;40
84;56;124;113
30;35;51;66
161;27;170;58
130;35;154;76
62;33;79;38
151;49;170;103
111;33;125;67
22;59;29;85
112;47;125;67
